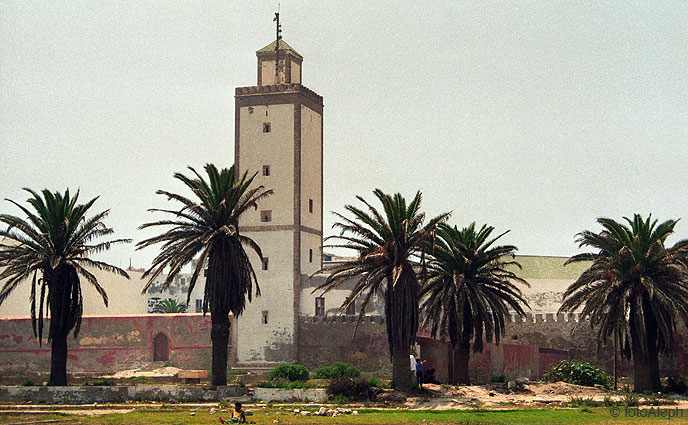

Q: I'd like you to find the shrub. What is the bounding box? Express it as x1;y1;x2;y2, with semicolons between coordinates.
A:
268;364;309;382
566;396;602;407
542;360;612;388
89;379;113;386
313;362;361;379
21;379;34;387
329;394;348;404
326;377;380;402
623;393;639;407
368;377;382;387
666;376;688;394
490;374;506;383
257;380;315;389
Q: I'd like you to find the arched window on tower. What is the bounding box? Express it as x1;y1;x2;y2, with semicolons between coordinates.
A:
153;332;170;362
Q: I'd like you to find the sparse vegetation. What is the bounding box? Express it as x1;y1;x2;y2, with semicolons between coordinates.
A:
88;379;113;386
622;392;640;406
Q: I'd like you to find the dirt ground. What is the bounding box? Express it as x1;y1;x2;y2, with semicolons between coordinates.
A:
405;381;688;410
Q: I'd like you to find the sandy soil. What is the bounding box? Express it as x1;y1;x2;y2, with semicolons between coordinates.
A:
102;366;182;379
405;381;688;410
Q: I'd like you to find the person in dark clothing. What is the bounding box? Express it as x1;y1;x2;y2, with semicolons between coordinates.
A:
415;358;426;387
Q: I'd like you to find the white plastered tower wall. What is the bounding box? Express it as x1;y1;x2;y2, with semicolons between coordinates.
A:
234;39;323;365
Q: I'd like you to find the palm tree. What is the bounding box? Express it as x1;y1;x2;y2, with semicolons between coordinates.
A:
0;189;130;385
559;214;688;392
138;164;272;386
420;222;529;384
315;189;449;392
153;298;187;313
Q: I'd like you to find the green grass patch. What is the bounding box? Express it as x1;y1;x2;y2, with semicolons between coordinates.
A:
16;407;683;425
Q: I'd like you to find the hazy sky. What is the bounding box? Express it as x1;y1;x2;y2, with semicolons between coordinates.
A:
1;1;687;269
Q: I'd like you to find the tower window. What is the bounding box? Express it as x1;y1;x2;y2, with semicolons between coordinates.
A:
261;210;272;222
309;199;313;213
346;300;356;316
263;165;270;176
315;297;325;317
263;122;271;133
262;257;269;271
262;311;269;324
309;249;313;263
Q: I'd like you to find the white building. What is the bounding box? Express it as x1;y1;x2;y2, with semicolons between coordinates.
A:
233;38;323;365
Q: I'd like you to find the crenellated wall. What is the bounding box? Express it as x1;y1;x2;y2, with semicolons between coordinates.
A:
299;315;390;371
300;313;688;382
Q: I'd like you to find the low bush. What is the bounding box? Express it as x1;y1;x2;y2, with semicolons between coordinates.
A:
89;379;113;386
326;377;380;402
542;360;612;388
368;377;382;387
268;364;309;382
256;380;315;389
313;362;361;379
21;379;34;387
566;396;603;407
665;376;688;394
490;374;506;383
623;393;640;407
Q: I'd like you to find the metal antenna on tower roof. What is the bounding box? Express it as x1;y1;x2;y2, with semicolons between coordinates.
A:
274;7;282;82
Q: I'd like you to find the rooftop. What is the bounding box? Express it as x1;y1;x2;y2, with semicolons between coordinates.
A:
256;39;302;59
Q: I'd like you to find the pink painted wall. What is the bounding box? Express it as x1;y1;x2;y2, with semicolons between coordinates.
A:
0;314;232;374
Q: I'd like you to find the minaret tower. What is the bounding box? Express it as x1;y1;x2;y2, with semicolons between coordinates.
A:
233;15;323;365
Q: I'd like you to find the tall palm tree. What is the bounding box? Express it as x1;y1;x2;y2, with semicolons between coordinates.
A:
420;222;529;384
315;189;449;392
559;214;688;392
138;164;272;386
0;189;130;385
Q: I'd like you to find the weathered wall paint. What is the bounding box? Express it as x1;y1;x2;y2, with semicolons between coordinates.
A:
0;314;230;373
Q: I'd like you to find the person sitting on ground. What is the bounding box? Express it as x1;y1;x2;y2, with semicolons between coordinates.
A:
230;402;246;424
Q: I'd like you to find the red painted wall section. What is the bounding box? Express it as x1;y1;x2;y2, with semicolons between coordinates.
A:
0;314;232;374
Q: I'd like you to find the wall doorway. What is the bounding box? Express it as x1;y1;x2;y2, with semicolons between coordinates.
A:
153;333;170;361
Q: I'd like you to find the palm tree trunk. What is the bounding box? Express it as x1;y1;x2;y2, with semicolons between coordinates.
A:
48;266;70;386
392;344;413;392
631;342;652;392
452;342;471;385
210;312;229;387
49;331;68;386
